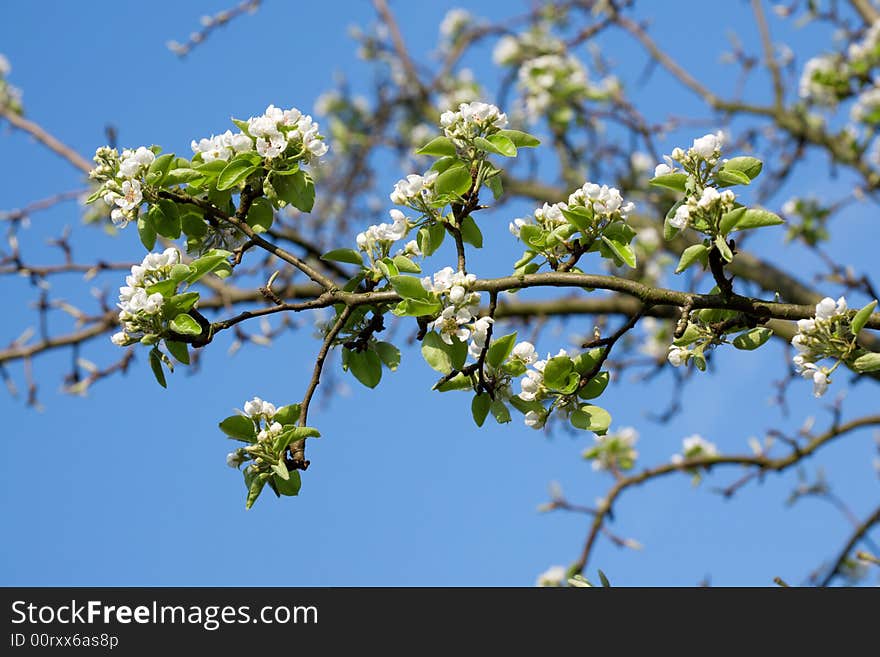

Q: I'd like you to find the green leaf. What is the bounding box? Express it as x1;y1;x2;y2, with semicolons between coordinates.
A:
163;167;204;186
146;153;175;186
719;207;746;236
459;215;483;248
600;236;637;268
714;235;733;262
434;372;473;392
471;393;491;427
217;158;258;191
290;426;321;441
347;349;382;388
562;206;593;232
650;173;688;192
274;470;301;496
715;169;751;187
434;163;472;197
721;156;763;181
664;202;683;241
273;170;315;212
415;136;456;157
518;224;545;250
421;331;453;374
322;248;364;266
570;405;612;434
392;255;421;273
165;340;190;365
185;250;231;284
246;197;274;233
851;299;878;334
375;341;401;371
137;214;157;250
149;199;181;239
543;356;573;391
390;275;431;301
572;348;603;375
392;298;442;317
418;223;446;257
148;348;167;388
245;475;266;509
496;129;540;147
485;174;503;200
852;351;880;372
169;313;202;336
490;399;511;424
180;209;208;239
162;292;200;318
273;404;301;425
675;244;709;274
578;371;609;400
732;327;772;350
482;134;517;157
730;208;784;231
486;332;517;369
272;460;290;481
598;570;611;588
146;279;177;298
219;414;256;440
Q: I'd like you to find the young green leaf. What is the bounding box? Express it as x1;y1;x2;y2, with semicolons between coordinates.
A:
390;275;431;301
731;327;772;350
374;341;401;371
246;196;274;233
459;215;483;248
570;405;612;434
169;313;202;336
217;158;258;191
219;414;256;440
421;331;453;374
415;136;456;157
137;214;157;251
850;299;877;334
600;235;637;268
274;470;302;496
347;349;382;388
148;348;167;388
165;340;190;365
577;371;609;400
650;173;688;192
322;248;364;266
434;163;472;197
852;351;880;372
490;399;511;424
496;129;540;147
471;393;491;427
675;244;709;274
486;332;517;369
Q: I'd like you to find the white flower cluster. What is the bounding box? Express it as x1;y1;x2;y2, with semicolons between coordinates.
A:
196;104;327;163
439;8;472;41
389;170;439;207
111;248;180;346
671;434;719;464
516;53;617;123
90;146;156;228
850;85;880;123
440;101;508;149
654;131;726;178
798;54;846;105
516;347;577;430
226;396;281;470
535;565;566;587
668;186;736;231
356;209;411;252
509;182;634;254
848;21;880;67
422;267;480;345
191;130;254;163
492;28;564;67
584;427;639;472
790;296;849;397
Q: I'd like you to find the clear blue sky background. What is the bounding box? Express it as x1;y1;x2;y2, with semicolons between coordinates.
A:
1;1;877;586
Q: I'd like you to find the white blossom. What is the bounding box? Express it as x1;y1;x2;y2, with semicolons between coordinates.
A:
535;565;565;587
244;397;277;419
524;410;545;429
667;345;688;367
512;341;538;364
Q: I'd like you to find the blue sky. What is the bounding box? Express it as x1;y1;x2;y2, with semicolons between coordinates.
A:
0;1;877;586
